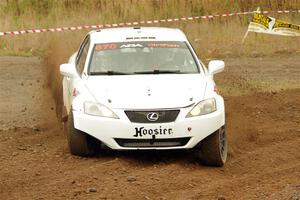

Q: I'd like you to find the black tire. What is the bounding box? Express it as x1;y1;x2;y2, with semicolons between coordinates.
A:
197;126;227;167
66;112;99;156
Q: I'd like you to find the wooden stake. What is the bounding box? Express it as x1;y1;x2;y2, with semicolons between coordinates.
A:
242;7;261;45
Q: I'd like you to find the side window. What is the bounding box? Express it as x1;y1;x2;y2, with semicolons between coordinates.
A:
76;37;90;75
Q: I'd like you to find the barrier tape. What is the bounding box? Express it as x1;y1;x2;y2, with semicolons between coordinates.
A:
0;10;299;37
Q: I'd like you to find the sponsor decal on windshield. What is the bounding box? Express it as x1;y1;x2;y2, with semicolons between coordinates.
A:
95;43;118;51
95;41;185;51
147;43;180;48
120;44;144;48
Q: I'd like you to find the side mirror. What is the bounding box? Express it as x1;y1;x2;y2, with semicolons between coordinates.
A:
60;63;79;78
208;60;225;75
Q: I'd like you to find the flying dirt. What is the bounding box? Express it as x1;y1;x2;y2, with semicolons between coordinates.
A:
0;55;299;199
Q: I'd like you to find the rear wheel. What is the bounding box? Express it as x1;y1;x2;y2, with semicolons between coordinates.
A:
66;111;99;156
196;126;227;167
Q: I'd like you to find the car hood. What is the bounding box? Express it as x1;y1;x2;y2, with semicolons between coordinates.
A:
84;74;206;109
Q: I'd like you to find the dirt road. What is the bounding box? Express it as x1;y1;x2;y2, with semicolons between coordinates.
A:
0;55;299;200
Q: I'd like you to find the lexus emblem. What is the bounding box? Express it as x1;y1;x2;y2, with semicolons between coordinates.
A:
147;112;159;121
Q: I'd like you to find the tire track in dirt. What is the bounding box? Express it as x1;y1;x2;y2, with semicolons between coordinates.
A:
0;56;299;200
0;56;57;130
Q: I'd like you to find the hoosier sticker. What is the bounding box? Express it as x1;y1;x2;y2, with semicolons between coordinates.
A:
133;126;173;137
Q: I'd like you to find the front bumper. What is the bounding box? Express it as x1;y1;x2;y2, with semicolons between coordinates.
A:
72;104;225;150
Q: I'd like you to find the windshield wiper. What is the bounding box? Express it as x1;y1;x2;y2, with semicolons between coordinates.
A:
134;70;181;74
90;71;132;75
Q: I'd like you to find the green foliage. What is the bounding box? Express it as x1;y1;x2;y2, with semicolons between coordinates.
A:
1;0;299;28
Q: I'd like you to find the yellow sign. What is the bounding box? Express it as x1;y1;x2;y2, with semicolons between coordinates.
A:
247;13;300;36
252;13;272;29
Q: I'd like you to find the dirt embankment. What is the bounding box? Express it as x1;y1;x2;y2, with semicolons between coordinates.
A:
0;55;299;200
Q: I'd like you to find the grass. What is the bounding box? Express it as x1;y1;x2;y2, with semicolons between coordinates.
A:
1;0;300;58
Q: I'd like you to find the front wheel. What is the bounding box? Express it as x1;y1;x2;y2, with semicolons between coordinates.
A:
196;127;228;167
66;111;99;156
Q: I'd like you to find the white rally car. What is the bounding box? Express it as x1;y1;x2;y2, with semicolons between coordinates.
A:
60;27;227;166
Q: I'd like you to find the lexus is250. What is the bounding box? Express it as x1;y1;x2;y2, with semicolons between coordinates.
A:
60;27;227;166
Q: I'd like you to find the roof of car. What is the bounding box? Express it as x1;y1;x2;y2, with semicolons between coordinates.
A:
89;27;188;43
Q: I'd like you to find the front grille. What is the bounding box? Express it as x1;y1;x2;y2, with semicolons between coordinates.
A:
115;137;190;148
125;110;180;123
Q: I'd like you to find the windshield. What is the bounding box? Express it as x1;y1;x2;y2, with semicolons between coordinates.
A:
88;41;199;75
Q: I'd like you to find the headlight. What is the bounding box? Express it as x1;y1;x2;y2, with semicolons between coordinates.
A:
186;98;216;118
84;102;119;119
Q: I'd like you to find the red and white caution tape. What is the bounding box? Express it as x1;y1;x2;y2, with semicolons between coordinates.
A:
0;10;299;37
